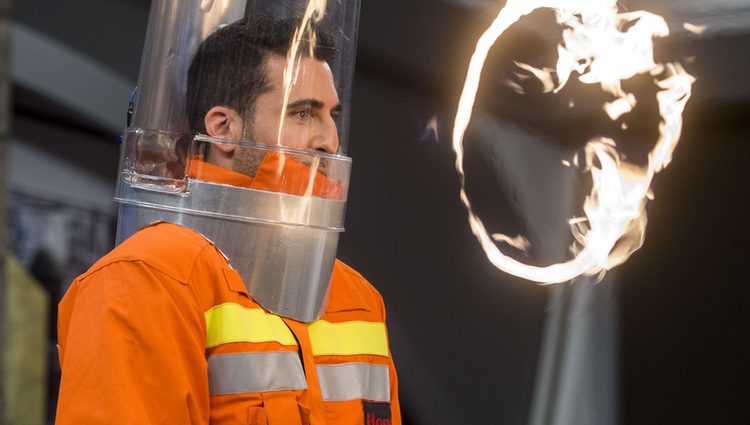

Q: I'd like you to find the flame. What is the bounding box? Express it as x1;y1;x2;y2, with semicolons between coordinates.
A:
452;0;694;284
422;115;440;141
514;62;556;92
505;79;526;95
683;22;707;35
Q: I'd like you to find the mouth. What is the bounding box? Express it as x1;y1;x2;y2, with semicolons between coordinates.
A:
297;155;332;177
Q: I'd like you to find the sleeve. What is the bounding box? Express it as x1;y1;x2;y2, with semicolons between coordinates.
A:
388;347;402;425
56;261;209;425
380;296;402;425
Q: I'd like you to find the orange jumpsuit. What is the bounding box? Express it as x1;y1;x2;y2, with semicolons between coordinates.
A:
57;159;401;425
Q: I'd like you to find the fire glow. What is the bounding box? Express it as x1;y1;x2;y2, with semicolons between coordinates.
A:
452;0;695;284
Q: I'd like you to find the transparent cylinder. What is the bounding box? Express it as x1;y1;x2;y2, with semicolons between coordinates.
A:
131;0;360;154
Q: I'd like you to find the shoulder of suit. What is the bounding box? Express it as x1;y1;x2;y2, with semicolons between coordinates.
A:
328;259;386;314
78;222;216;284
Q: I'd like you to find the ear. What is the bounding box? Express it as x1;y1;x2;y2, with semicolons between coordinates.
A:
204;106;244;154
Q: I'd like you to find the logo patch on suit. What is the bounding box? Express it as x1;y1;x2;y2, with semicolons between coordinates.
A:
364;401;391;425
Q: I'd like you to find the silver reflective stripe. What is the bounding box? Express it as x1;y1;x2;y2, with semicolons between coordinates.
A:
208;352;307;395
316;363;390;402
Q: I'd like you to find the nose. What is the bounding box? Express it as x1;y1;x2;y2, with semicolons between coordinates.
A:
310;115;339;154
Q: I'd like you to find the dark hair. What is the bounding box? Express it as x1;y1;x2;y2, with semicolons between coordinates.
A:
186;15;336;134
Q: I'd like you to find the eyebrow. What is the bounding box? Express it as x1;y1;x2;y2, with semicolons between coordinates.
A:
287;98;343;114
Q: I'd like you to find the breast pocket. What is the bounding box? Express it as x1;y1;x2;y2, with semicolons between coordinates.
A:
260;392;310;425
247;406;267;425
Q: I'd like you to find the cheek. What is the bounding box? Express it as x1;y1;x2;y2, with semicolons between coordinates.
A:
279;126;312;149
247;115;277;144
249;110;313;149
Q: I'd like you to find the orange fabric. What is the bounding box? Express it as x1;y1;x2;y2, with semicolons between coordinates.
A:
188;158;254;187
57;223;401;425
251;152;344;199
281;318;327;425
188;154;343;199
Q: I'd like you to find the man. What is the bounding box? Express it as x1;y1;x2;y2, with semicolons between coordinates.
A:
56;14;400;425
187;16;341;157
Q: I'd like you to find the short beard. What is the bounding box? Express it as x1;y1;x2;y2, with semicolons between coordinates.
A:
232;144;266;178
230;120;266;177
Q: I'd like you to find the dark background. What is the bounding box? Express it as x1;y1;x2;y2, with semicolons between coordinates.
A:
7;0;749;423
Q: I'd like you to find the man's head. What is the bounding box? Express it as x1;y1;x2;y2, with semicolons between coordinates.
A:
186;15;341;173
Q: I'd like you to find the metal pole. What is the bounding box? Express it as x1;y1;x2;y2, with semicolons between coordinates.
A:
0;0;11;421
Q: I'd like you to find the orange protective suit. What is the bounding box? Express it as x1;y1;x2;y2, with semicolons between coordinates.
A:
56;158;400;425
189;153;344;199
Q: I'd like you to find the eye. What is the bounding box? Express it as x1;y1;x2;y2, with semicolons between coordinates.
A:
292;109;311;120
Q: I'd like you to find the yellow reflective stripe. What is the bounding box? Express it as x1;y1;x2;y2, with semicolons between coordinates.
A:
204;303;297;348
307;320;389;357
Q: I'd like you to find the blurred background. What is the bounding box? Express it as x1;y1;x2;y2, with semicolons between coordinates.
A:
0;0;747;424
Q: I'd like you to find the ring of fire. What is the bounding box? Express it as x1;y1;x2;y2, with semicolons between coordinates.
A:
451;0;695;284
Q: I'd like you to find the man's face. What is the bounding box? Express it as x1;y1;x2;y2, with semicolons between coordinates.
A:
204;54;341;177
249;54;341;153
225;54;341;177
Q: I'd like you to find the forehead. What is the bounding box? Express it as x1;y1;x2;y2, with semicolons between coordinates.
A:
262;55;339;100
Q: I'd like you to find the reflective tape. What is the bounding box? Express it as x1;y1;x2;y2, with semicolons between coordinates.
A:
307;320;389;357
205;303;297;348
208;352;307;395
316;362;390;402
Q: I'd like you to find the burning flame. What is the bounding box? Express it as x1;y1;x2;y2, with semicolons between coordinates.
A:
422;115;440;142
452;0;694;284
683;22;707;35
